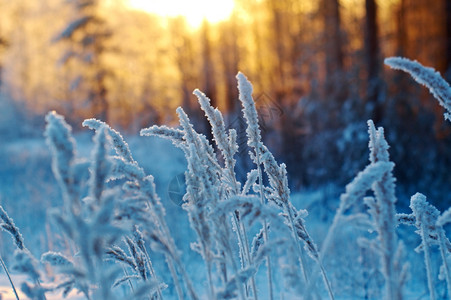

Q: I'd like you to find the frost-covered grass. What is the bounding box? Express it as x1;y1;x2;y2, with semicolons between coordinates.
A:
0;58;450;299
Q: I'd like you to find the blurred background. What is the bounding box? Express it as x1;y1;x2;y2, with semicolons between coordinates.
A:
0;0;450;220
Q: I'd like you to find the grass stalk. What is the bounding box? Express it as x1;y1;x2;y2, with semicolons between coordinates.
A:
285;206;309;283
420;222;436;300
239;219;258;300
142;248;163;299
318;261;334;300
438;230;451;300
166;257;184;300
225;245;247;300
230;177;258;299
0;254;20;300
256;160;274;300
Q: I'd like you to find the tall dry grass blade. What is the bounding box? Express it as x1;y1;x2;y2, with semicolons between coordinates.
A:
237;72;274;300
410;193;438;300
385;57;451;120
437;212;451;299
0;255;20;300
367;120;405;300
194;89;258;300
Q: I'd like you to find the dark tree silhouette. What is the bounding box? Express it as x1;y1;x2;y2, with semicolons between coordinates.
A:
55;0;111;122
365;0;383;123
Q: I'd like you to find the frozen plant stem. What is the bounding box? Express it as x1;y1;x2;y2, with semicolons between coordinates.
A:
226;241;247;300
228;153;258;298
438;230;451;300
285;205;309;283
419;221;436;300
368;124;400;300
167;257;184;300
226;154;258;298
193;89;258;299
168;227;198;300
386;58;451;299
0;254;20;300
142;247;163;299
319;262;334;300
321;161;389;259
237;72;274;300
144;196;191;300
121;266;135;293
206;261;214;300
257;164;274;300
238;220;258;300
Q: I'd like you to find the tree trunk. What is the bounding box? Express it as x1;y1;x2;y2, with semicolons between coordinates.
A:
395;0;407;57
201;21;217;140
269;0;289;102
322;0;346;102
92;72;109;122
323;0;344;75
220;19;240;115
201;21;217;106
446;0;451;81
0;33;5;88
365;0;382;123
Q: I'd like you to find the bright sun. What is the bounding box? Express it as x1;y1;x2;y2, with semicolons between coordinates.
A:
126;0;235;28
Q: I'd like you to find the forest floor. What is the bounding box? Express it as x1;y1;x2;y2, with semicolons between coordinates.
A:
0;132;442;299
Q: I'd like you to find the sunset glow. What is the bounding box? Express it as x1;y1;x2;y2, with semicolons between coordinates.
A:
126;0;235;28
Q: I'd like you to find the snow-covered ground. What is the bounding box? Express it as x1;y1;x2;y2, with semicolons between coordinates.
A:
0;125;447;299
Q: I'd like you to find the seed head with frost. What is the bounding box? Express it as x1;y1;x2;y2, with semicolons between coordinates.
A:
385;57;451;120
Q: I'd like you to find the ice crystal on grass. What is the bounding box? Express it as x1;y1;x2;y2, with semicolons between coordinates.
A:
323;120;407;300
365;120;406;300
236;85;334;296
41;252;73;268
410;193;439;300
0;205;24;250
141;73;335;299
384;58;451;299
195;89;238;173
87;126;110;203
45;111;77;207
385;57;451;120
0;199;45;299
83;118;135;163
396;193;451;300
140;125;185;148
13;250;41;282
43;112;160;300
437;208;451;227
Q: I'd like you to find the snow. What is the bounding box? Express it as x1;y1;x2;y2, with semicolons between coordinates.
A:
0;132;446;298
0;67;451;299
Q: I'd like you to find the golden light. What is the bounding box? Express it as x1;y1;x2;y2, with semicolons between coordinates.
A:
126;0;235;28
